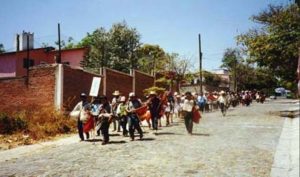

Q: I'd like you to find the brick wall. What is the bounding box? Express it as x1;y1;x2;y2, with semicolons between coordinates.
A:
134;70;154;100
0;65;154;113
0;65;56;113
104;68;133;101
63;66;103;111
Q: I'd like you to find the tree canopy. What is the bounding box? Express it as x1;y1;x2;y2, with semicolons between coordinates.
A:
80;22;141;73
0;44;5;53
237;4;300;91
137;44;167;74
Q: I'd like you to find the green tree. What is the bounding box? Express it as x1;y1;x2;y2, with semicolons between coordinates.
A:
221;48;242;71
221;48;243;91
80;21;141;73
80;28;111;72
109;21;141;72
237;4;300;92
0;43;5;53
137;44;167;74
55;37;77;50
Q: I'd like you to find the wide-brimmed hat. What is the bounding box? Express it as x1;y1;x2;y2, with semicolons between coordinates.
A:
129;92;135;97
149;91;157;95
220;90;225;94
80;93;87;97
112;90;120;96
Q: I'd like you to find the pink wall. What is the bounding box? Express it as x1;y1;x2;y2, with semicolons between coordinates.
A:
0;48;86;78
60;49;85;68
15;49;54;77
0;54;16;77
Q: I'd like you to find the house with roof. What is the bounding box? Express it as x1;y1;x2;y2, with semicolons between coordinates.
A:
0;32;86;78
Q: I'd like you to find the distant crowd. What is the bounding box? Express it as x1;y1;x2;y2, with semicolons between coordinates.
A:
70;90;266;145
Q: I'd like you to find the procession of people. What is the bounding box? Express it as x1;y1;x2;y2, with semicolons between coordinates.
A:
71;89;265;145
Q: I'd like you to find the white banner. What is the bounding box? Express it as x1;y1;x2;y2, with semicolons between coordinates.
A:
89;77;101;97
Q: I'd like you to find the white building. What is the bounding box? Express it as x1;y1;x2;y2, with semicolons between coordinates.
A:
211;68;230;88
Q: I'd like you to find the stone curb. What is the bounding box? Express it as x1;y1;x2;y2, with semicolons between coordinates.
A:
271;117;299;177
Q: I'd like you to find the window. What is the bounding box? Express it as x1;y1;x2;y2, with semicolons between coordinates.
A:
23;58;34;68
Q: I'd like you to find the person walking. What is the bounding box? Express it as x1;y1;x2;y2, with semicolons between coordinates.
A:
147;91;161;131
126;92;143;141
71;93;90;141
217;91;227;116
182;92;195;135
91;97;101;136
197;93;207;113
116;96;128;136
111;90;121;132
96;96;111;136
98;108;112;145
165;91;175;126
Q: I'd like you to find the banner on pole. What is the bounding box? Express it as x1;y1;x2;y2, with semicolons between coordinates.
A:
89;77;101;97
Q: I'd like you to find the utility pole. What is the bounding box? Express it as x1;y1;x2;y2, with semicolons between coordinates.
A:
198;34;203;94
153;56;156;86
26;33;30;86
16;34;20;52
234;59;237;92
57;23;61;63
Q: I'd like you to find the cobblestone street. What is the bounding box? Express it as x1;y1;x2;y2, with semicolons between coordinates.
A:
0;100;296;177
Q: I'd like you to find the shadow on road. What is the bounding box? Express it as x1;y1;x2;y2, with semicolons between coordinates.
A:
191;133;210;136
154;132;183;136
109;133;121;136
109;140;127;144
138;138;155;141
85;139;102;142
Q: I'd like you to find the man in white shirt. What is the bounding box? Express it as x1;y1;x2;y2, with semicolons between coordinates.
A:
71;93;90;141
182;92;195;135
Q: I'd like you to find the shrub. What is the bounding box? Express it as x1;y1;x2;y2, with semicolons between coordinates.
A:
0;113;28;134
0;106;76;141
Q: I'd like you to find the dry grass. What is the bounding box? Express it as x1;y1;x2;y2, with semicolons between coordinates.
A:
0;106;76;150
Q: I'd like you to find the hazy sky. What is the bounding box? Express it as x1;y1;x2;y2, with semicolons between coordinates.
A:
0;0;291;71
